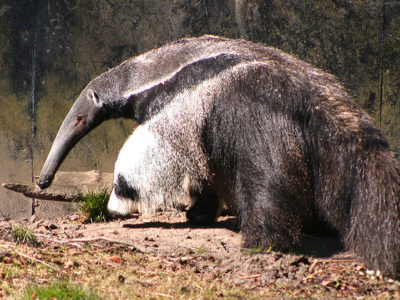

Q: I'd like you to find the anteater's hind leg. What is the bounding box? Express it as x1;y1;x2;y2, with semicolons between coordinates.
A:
186;184;222;224
235;171;307;251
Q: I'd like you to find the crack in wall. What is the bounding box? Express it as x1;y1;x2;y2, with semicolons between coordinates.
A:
29;0;47;215
235;0;247;39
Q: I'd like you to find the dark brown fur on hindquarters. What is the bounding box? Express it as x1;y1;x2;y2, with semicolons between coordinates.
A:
200;61;400;278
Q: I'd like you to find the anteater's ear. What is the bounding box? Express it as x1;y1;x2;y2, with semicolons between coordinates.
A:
87;89;102;107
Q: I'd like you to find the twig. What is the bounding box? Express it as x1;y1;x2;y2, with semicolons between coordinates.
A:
55;236;147;253
51;239;83;248
2;182;77;202
0;242;14;249
154;292;174;298
215;238;228;252
317;258;356;263
300;269;326;283
308;260;319;273
35;235;83;248
14;250;61;271
239;274;261;279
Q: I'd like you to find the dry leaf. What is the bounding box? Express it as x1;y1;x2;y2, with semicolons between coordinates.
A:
30;291;37;299
109;256;121;263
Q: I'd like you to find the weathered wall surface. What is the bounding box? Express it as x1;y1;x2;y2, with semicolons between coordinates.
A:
0;0;399;218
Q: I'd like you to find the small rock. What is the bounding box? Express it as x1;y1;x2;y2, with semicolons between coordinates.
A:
273;253;283;261
38;225;50;232
289;255;309;266
67;214;80;221
49;224;58;230
180;256;194;263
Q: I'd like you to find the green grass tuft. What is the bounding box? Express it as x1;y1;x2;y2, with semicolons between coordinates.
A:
12;225;39;246
77;189;111;223
194;246;209;254
242;244;274;254
23;282;99;300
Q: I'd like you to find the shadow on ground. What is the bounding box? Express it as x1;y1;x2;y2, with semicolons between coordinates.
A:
121;215;344;259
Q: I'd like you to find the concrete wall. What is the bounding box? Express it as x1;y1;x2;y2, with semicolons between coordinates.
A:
0;0;399;218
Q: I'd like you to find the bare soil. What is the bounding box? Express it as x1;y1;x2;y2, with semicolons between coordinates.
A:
1;212;400;299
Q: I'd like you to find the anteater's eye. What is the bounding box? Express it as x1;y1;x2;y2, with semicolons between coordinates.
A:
76;114;86;125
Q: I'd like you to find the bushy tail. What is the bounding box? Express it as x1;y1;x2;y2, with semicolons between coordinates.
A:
343;149;400;278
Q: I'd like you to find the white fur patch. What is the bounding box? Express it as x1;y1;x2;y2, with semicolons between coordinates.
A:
109;62;260;216
110;123;194;215
107;189;138;216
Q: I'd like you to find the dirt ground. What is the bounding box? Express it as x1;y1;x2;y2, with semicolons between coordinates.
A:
1;211;400;299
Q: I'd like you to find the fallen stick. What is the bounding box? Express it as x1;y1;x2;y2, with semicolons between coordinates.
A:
154;292;174;298
53;236;147;253
0;244;61;271
2;170;113;202
2;182;78;202
318;258;356;263
14;250;61;271
239;274;261;279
